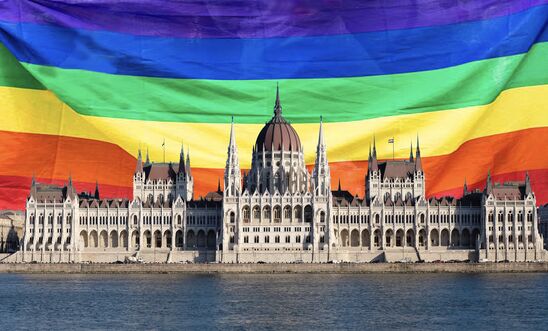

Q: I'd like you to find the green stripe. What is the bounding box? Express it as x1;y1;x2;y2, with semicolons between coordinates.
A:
2;42;547;124
0;44;44;90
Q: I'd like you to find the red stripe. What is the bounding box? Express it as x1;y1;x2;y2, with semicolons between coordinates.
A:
1;128;547;210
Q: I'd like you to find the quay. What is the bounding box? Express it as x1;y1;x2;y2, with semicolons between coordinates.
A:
0;262;547;274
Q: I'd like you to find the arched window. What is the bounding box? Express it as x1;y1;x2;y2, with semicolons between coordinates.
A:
252;206;260;220
263;206;271;221
229;211;235;224
304;205;313;223
242;206;250;223
273;206;281;223
294;206;302;222
320;211;326;223
283;206;291;220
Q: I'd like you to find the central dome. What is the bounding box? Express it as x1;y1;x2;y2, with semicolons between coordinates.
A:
254;86;302;152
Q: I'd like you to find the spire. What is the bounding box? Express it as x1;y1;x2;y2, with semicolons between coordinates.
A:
229;116;236;148
274;82;282;117
317;116;325;147
463;177;468;196
372;135;377;158
312;115;330;196
338;178;341;191
94;181;100;199
525;172;532;195
217;178;221;193
370;137;378;172
136;148;143;173
409;141;414;162
178;143;186;175
145;147;151;165
30;172;37;198
486;169;493;194
185;145;191;176
415;135;422;172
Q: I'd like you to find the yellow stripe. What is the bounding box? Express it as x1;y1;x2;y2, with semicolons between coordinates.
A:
0;85;547;168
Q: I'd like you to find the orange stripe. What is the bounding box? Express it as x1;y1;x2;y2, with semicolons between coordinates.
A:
429;169;548;204
0;128;547;209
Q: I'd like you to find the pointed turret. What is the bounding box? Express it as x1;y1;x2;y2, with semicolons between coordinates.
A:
217;178;221;193
94;181;100;199
370;136;378;171
415;135;422;172
66;174;76;200
312;116;330;196
274;82;282;117
525;172;532;195
485;170;493;194
185;146;191;176
178;143;186;175
30;173;37;198
145;147;151;166
409;142;414;162
338;178;341;191
136;148;144;173
224;117;241;197
463;178;468;196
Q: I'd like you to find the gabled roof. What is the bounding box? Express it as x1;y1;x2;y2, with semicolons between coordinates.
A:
378;160;416;180
144;163;178;181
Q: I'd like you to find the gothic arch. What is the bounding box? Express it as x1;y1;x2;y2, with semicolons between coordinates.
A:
109;230;119;248
340;229;349;247
451;229;460;247
350;229;360;247
406;229;415;247
197;230;206;248
361;229;370;248
430;229;439;246
89;230;98;248
186;230;196;249
207;230;216;249
80;230;88;249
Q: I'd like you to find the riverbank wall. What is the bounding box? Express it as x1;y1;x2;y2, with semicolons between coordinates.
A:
0;262;547;274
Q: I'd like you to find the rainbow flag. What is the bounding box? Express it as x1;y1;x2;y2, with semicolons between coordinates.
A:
0;1;547;210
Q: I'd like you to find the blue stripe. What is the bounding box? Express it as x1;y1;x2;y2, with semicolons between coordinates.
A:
0;5;547;80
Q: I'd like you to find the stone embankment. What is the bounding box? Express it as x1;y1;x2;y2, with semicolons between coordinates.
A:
0;262;547;274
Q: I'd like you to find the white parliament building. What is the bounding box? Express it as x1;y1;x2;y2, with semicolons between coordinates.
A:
11;88;546;263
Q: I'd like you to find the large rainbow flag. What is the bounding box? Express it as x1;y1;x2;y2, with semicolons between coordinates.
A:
0;1;547;210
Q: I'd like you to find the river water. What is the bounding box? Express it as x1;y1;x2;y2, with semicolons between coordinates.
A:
0;273;547;330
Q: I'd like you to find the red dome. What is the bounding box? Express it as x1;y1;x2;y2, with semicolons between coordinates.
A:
254;86;301;152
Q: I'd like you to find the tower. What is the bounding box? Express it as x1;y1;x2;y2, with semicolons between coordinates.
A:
413;135;425;198
224;118;241;197
133;148;145;200
176;144;194;201
366;137;380;201
312;117;330;196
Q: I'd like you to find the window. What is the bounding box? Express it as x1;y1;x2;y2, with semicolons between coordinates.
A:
284;206;291;220
244;236;249;243
296;236;301;243
304;205;313;223
320;211;325;223
229;236;235;244
230;211;235;223
263;206;271;220
242;206;250;223
253;206;260;220
273;206;282;223
275;236;280;243
254;236;259;243
265;236;270;243
285;235;290;243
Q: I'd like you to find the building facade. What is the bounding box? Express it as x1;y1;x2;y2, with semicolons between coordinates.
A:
11;88;546;263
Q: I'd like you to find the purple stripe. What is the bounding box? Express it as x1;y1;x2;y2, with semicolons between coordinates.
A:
0;0;546;39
